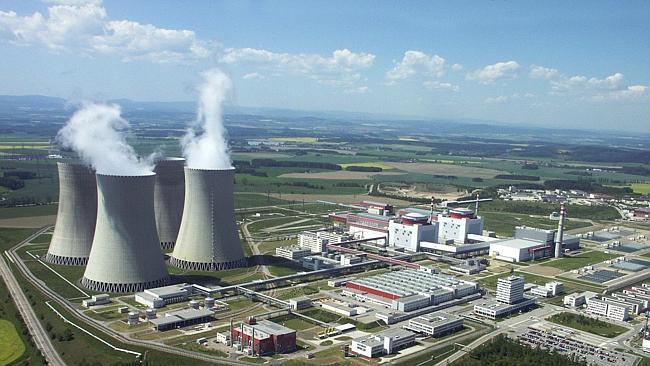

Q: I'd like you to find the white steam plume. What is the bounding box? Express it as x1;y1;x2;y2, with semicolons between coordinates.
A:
57;103;154;175
182;68;233;169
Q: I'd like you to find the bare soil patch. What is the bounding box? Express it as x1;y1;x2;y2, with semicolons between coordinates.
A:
387;162;506;178
0;215;55;228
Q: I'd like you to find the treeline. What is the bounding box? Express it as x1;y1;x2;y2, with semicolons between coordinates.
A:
0;176;25;190
495;174;540;181
344;165;382;172
453;334;589;366
249;158;341;170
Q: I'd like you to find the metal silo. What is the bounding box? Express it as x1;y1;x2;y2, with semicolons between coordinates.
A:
82;173;169;293
45;162;97;266
170;168;246;271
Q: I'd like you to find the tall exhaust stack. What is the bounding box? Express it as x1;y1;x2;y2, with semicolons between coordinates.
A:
45;162;97;265
555;202;566;258
82;173;169;293
154;158;185;250
170;168;246;271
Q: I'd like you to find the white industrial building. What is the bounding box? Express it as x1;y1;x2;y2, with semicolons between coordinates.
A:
586;297;630;321
405;312;464;337
474;276;537;319
437;208;484;244
298;230;352;253
135;283;192;309
82;294;110;307
350;329;416;358
388;213;438;252
489;238;552;263
531;282;564;298
275;245;312;260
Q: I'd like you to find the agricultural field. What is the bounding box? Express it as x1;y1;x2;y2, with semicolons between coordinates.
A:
631;183;650;194
0;317;26;365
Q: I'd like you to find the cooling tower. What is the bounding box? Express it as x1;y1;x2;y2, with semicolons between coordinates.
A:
154;158;185;250
45;162;97;266
82;173;170;293
170;168;246;271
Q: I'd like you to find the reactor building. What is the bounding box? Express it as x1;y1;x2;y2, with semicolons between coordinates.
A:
153;158;185;250
81;173;170;293
45;162;97;266
170;168;246;271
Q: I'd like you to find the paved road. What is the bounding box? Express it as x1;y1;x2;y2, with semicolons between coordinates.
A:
0;227;66;366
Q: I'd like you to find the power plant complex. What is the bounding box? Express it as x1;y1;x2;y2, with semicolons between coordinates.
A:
170;168;247;271
45;162;97;266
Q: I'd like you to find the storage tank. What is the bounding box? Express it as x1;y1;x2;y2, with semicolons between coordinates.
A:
127;311;139;325
189;300;199;309
145;308;156;319
153;158;185;250
170;168;246;271
205;297;216;309
45;162;97;265
81;173;170;293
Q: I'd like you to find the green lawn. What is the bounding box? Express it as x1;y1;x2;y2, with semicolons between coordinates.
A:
0;319;26;365
547;312;629;337
268;314;317;331
540;250;618;271
482;211;591;237
0;227;38;251
267;264;300;277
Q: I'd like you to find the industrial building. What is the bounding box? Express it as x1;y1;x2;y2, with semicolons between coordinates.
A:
346;212;391;241
488;226;580;262
634;207;650;219
321;301;368;317
153;158;185;250
275;245;312;260
474;276;537;319
405;312;464;337
134;283;192;308
298;230;353;253
437;208;484;244
586;297;630;321
82;294;110;307
563;291;597;307
82;174;170;293
171;168;246;271
46;162;97;266
350;329;416;358
388;212;438;252
231;318;297;355
530;282;564;298
344;268;480;312
149;308;214;331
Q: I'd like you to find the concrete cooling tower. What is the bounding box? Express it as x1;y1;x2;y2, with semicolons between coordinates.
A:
82;173;170;293
154;158;185;250
170;168;246;271
45;162;97;266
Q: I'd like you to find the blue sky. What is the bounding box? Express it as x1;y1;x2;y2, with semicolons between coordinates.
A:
0;0;648;131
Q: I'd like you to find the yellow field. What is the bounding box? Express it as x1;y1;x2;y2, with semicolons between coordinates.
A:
268;137;318;143
631;183;650;194
398;136;419;141
0;319;25;365
338;161;395;170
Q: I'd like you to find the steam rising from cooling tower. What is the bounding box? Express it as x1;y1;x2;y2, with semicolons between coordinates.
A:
171;69;246;271
182;69;233;170
56;103;154;175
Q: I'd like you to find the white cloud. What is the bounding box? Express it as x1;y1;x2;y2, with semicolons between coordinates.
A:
467;61;520;84
591;85;648;102
42;0;103;5
386;50;445;80
451;63;463;72
346;86;370;94
423;80;459;92
220;47;375;91
529;64;559;79
242;72;262;80
0;3;210;63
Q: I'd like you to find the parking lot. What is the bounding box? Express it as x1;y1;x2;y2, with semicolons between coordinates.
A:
515;327;637;366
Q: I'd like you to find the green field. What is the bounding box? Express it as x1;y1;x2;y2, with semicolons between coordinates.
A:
481;211;591;237
631;183;650;194
540;250;618;271
0;319;26;365
548;312;628;337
